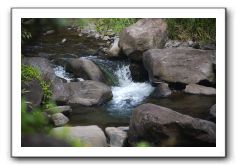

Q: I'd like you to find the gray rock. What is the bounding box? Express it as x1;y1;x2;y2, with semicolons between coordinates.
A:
152;83;171;98
184;84;216;95
22;79;44;109
128;103;216;147
52;81;113;106
50;125;107;147
51;113;69;127
143;48;216;84
119;18;167;61
43;30;55;36
208;104;216;122
67;58;105;82
108;38;121;58
105;127;128;147
165;40;181;48
22;57;62;85
102;36;110;41
61;38;67;44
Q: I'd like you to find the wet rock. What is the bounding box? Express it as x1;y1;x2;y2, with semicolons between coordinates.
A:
208;104;216;122
105;127;128;147
184;84;216;95
51;113;69;127
128;103;216;147
152;83;171;98
119;18;167;61
129;62;149;82
22;78;44;110
102;36;110;41
52;81;112;106
143;48;216;84
21;134;71;147
50;125;107;147
67;58;105;82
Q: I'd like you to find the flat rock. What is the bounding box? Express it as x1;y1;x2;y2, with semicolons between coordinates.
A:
143;48;216;84
50;125;107;147
184;84;216;95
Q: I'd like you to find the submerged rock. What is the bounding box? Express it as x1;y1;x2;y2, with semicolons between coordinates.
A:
119;18;167;61
67;58;105;82
51;113;69;127
50;125;107;147
143;48;216;84
128;103;216;147
152;83;172;98
105;127;128;147
52;81;113;106
184;84;216;95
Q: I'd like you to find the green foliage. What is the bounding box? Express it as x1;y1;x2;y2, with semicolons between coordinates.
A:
21;99;51;134
166;18;216;42
21;64;52;106
95;18;137;34
136;141;150;147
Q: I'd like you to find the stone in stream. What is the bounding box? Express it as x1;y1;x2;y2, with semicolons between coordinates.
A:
105;127;128;147
50;125;108;147
22;78;44;110
52;80;113;106
143;48;216;84
51;113;69;127
128;103;216;147
107;38;122;58
67;58;105;82
151;83;172;98
119;18;167;61
184;84;216;95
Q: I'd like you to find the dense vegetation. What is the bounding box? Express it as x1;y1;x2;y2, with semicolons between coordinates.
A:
166;18;216;42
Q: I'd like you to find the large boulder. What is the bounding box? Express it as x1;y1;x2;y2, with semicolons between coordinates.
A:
143;48;216;84
67;58;105;82
22;78;44;109
22;57;62;85
105;127;128;147
52;81;113;106
119;19;167;61
50;125;107;147
128;103;216;147
184;84;216;95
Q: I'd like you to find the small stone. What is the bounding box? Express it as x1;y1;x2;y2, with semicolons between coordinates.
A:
105;127;128;147
51;113;69;127
103;36;110;41
61;38;67;44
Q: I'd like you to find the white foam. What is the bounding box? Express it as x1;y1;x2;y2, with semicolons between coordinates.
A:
53;65;73;83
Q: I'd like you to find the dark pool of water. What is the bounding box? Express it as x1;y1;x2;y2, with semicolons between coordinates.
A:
68;93;215;129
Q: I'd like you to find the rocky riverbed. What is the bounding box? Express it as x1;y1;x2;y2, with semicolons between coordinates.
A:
21;18;216;147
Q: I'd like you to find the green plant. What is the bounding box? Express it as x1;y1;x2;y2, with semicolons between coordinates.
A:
136;141;150;147
21;64;52;106
21;99;51;134
95;18;137;34
166;18;216;43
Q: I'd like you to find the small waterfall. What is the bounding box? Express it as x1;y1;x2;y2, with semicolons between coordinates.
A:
106;64;155;116
53;65;74;82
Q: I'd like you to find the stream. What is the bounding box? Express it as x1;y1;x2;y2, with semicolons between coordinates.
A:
23;28;216;129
